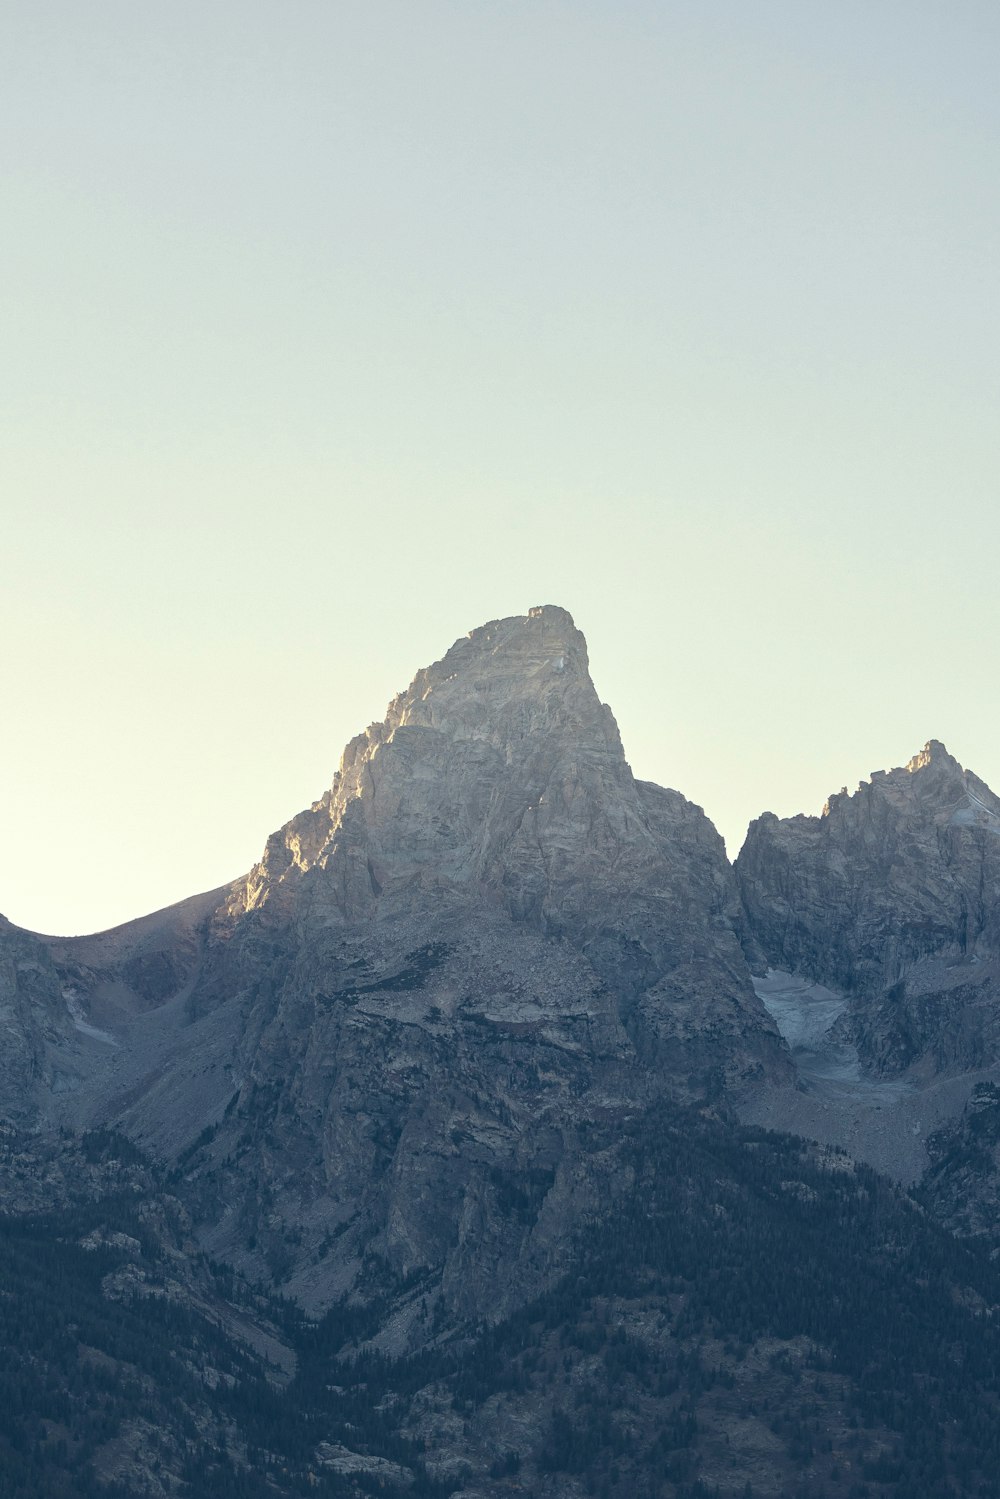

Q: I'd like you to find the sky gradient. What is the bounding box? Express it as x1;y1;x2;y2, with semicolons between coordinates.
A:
3;2;999;934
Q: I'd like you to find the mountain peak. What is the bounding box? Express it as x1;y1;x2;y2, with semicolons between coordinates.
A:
527;602;576;626
736;736;1000;1030
218;605;778;1091
231;607;625;921
905;739;958;775
336;603;616;783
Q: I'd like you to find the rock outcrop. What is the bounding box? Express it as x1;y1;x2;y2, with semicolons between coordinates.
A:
174;608;784;1317
8;617;1000;1494
736;740;1000;1076
921;1082;1000;1246
225;609;755;995
217;605;778;1080
17;606;785;1329
0;914;87;1121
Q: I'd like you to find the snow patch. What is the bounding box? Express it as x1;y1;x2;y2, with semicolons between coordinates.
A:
754;969;910;1100
952;787;1000;835
62;986;117;1046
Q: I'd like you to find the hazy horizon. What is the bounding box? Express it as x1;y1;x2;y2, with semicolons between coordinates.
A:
3;2;999;934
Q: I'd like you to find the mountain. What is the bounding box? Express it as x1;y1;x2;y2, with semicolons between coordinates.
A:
736;739;1000;1077
4;609;1000;1497
10;607;786;1330
8;1106;1000;1499
734;739;1000;1216
0;913;81;1122
221;603;771;1072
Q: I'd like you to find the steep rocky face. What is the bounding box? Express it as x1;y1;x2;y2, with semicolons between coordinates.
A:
0;914;88;1122
21;606;785;1334
187;917;636;1326
162;607;785;1319
9;1107;1000;1499
217;605;777;1075
11;619;1000;1493
921;1082;1000;1247
736;741;1000;1077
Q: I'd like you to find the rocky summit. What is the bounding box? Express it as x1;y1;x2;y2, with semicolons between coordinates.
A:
737;739;1000;1078
12;609;787;1324
4;608;1000;1499
224;606;751;985
223;604;778;1080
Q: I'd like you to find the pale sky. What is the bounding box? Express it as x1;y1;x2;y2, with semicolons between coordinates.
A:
3;1;999;935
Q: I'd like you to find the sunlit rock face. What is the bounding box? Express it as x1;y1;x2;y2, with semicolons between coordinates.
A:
228;604;632;921
159;606;786;1320
220;605;776;1075
736;741;1000;1076
10;607;786;1331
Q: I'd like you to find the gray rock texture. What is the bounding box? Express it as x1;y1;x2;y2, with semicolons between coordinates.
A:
921;1081;1000;1246
208;604;781;1096
736;740;1000;1078
6;613;1000;1494
0;913;90;1121
223;605;767;1055
4;606;786;1330
176;607;785;1318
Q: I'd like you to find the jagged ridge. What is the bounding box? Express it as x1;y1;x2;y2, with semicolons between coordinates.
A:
736;738;1000;1077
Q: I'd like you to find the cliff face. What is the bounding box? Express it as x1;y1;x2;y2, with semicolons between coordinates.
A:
7;617;1000;1494
0;914;85;1123
922;1082;1000;1246
9;606;785;1329
211;605;778;1080
173;607;784;1319
736;740;1000;1076
222;605;763;1041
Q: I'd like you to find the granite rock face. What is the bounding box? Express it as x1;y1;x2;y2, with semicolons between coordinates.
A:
922;1082;1000;1246
173;607;785;1318
736;740;1000;1077
221;605;776;1078
7;614;1000;1492
10;607;785;1330
0;914;85;1122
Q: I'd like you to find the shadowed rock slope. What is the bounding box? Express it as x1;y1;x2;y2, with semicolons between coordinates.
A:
222;604;767;1050
736;740;1000;1078
0;916;70;1121
735;741;1000;1233
7;616;1000;1496
171;606;785;1320
8;607;786;1332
